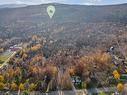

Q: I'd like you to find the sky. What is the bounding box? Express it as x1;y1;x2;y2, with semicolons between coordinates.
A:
0;0;127;5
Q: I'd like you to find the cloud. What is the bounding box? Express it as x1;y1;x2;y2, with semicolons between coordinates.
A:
16;0;25;4
15;0;66;5
41;0;65;3
90;0;101;2
82;0;102;5
2;0;126;5
83;2;94;5
0;0;104;5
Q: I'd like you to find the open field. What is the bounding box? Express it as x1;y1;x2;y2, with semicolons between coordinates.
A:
0;50;14;64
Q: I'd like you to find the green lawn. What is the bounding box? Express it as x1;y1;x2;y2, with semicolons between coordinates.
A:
0;51;13;64
0;56;8;64
0;56;9;61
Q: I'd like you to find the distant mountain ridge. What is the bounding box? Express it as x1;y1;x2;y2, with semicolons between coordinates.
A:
0;3;127;53
0;4;27;8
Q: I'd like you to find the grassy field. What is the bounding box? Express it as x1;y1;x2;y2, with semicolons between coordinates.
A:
0;50;13;64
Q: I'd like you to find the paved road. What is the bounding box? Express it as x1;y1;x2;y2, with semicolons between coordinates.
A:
87;87;117;94
43;86;116;95
0;86;117;95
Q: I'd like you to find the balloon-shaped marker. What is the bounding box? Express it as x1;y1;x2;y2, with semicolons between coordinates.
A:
47;5;55;19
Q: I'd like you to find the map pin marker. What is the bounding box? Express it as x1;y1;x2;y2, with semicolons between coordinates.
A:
47;5;55;19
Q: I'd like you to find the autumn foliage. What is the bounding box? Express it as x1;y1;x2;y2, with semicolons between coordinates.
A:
0;43;115;92
31;44;41;51
117;83;124;92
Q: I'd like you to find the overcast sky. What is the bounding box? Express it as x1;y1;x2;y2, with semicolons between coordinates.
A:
0;0;127;5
